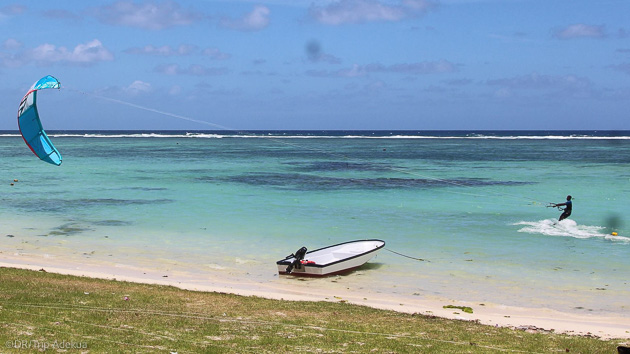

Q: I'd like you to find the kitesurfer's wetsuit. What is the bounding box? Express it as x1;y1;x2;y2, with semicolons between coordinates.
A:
558;200;572;221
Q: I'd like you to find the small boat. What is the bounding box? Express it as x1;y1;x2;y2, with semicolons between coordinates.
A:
277;239;385;277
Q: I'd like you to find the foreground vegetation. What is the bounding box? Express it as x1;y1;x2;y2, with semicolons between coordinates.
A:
0;267;626;353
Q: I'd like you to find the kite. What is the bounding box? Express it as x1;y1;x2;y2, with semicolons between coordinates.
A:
17;75;62;166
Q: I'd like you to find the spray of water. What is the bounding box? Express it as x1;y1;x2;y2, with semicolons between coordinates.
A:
514;219;629;242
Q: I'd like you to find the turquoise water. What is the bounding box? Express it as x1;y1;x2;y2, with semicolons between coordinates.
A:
1;131;629;315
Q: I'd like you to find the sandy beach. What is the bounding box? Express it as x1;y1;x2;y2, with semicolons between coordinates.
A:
2;252;629;340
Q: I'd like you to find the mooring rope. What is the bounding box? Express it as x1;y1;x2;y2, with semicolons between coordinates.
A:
384;248;427;261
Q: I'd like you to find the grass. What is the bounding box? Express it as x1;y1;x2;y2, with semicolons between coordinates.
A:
0;267;626;353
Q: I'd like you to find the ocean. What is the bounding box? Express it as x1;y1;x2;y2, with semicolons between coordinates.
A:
1;130;629;316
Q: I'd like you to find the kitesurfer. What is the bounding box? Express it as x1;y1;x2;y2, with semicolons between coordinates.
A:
552;195;572;221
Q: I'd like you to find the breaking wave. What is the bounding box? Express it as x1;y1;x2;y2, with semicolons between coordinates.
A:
2;130;630;140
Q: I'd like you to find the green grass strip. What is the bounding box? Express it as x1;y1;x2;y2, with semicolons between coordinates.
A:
0;267;625;353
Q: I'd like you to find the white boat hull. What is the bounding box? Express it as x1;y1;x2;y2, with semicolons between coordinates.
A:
276;239;385;277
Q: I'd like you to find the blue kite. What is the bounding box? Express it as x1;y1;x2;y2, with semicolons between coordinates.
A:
17;75;62;166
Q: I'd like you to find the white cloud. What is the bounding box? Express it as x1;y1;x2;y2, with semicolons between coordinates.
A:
220;5;270;31
71;40;115;63
155;63;179;75
124;45;230;60
2;38;22;50
0;4;26;17
125;80;152;95
342;64;369;77
487;73;591;90
154;63;229;76
487;73;596;99
307;59;456;77
380;60;457;74
125;44;197;56
553;24;605;39
202;48;232;60
5;39;115;67
92;0;201;30
169;85;183;95
27;39;114;65
309;0;435;25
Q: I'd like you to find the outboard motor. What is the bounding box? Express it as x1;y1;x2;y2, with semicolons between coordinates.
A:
285;247;307;274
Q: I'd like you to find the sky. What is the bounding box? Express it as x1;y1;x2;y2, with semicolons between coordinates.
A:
1;0;629;131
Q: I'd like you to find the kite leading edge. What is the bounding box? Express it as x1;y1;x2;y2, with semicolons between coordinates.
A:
17;75;62;166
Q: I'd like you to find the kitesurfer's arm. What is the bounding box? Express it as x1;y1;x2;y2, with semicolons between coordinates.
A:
552;195;572;208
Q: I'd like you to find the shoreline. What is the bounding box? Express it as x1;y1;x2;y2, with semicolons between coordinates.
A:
1;254;629;340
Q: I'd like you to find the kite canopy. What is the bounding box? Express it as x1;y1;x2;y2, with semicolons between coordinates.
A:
17;75;62;166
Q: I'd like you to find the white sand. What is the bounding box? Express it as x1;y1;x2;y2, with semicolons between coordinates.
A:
1;253;629;340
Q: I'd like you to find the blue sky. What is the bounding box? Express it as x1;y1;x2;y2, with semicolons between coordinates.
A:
1;0;629;130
